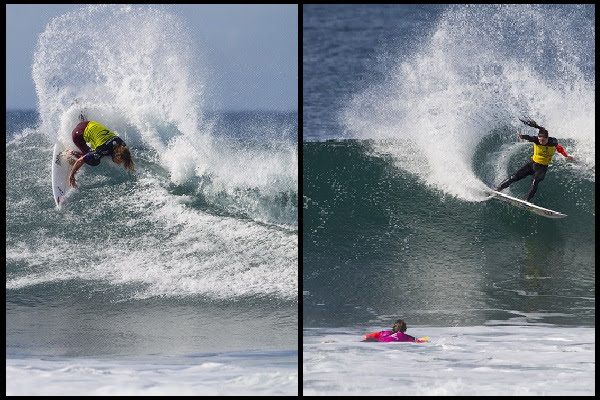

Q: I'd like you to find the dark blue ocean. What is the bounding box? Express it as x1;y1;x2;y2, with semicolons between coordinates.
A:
303;4;594;395
6;4;297;396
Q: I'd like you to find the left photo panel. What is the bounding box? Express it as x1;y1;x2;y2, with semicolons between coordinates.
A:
6;4;299;396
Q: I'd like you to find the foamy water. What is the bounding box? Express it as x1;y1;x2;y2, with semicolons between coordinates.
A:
304;325;595;396
7;351;298;396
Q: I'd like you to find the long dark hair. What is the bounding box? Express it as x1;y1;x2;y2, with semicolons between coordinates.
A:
519;117;548;137
114;145;135;172
393;319;407;333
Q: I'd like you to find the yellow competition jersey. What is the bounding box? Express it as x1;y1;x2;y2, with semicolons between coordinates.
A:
523;135;560;165
83;121;117;150
532;142;556;165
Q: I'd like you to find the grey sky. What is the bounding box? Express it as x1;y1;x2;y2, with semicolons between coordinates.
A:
6;4;298;111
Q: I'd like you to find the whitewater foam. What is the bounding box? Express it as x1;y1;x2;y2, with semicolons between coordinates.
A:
342;4;594;200
6;171;297;300
32;4;297;226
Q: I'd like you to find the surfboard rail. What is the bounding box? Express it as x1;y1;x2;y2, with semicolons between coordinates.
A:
488;189;566;219
51;143;72;208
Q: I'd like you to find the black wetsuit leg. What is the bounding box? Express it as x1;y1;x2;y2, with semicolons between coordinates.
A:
496;161;535;191
525;163;548;202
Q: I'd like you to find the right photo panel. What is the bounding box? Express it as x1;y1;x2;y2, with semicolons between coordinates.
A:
303;4;595;396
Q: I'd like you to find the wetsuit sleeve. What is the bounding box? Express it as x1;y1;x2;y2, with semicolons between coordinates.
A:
556;144;569;158
404;333;418;342
363;331;382;341
84;152;102;166
520;134;536;142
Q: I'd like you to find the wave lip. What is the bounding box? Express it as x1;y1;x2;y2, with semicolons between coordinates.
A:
341;4;595;199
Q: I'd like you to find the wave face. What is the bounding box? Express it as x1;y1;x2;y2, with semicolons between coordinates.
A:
341;4;594;200
303;141;594;327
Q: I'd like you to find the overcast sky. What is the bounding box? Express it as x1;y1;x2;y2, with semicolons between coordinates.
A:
6;4;298;111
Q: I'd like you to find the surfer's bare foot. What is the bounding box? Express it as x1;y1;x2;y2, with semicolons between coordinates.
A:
62;150;75;165
64;149;81;156
63;150;83;164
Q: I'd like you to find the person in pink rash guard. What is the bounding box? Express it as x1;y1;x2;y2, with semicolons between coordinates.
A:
363;319;424;342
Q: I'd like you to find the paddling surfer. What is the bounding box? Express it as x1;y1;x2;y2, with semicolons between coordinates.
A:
363;319;422;342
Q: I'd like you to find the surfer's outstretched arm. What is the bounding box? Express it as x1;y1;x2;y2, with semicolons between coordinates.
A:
68;156;86;188
519;134;535;142
556;144;575;161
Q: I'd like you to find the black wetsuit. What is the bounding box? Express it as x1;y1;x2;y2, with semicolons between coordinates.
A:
496;135;567;202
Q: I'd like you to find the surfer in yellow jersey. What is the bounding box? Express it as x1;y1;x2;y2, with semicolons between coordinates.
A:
495;118;575;202
66;114;135;188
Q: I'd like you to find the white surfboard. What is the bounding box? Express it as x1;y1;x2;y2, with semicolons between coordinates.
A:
488;189;566;219
51;143;73;208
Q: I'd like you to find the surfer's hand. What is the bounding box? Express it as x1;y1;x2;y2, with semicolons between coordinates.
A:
69;175;77;188
518;134;523;142
567;156;575;161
